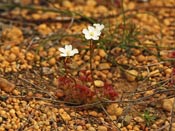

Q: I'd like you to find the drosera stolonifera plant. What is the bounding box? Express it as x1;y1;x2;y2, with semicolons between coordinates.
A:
57;23;118;105
58;44;95;104
82;23;104;82
82;23;118;101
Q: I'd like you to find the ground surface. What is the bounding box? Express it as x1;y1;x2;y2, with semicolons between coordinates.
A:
0;0;175;131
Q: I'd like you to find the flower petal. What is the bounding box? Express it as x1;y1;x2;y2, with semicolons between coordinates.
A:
59;47;66;53
85;34;92;40
88;26;95;32
60;53;67;57
65;45;72;51
82;29;88;35
92;36;99;40
73;49;79;54
93;23;104;31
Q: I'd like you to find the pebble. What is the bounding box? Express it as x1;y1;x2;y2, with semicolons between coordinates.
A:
86;0;97;6
98;63;111;70
134;116;144;123
0;78;15;93
162;98;175;112
48;57;56;65
107;103;118;115
151;124;158;129
94;80;104;87
59;109;71;122
55;89;64;98
155;119;164;125
88;127;96;131
149;69;160;77
144;90;154;96
125;70;138;82
133;125;140;131
107;104;123;116
97;126;107;131
98;49;107;58
164;68;172;75
115;107;123;116
127;124;133;130
137;54;146;62
110;115;117;120
123;115;132;126
2;26;23;44
89;111;98;117
141;71;148;77
8;53;16;62
12;89;20;95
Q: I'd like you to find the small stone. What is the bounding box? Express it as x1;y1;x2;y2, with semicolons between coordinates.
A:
149;70;160;77
115;107;123;116
69;62;79;69
94;56;101;61
132;48;141;56
110;115;117;120
62;0;73;8
77;126;83;130
48;58;56;66
94;80;104;87
86;0;97;6
98;49;106;58
123;115;132;126
107;103;121;116
164;68;172;75
0;78;15;93
134;116;144;123
133;125;140;131
172;127;175;131
42;67;53;75
137;55;146;62
151;124;158;129
127;124;133;130
12;89;20;95
120;127;127;131
144;90;154;96
0;117;2;123
2;26;23;44
97;126;107;131
125;70;138;82
117;123;122;128
88;127;96;131
162;98;175;112
26;52;34;61
107;104;118;115
55;89;64;98
9;109;16;115
155;119;164;125
59;109;71;122
8;53;16;62
141;71;148;77
98;63;111;70
89;111;98;117
37;24;52;35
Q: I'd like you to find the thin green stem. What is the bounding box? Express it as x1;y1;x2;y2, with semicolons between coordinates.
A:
64;57;68;75
64;57;77;85
89;40;93;75
89;40;97;93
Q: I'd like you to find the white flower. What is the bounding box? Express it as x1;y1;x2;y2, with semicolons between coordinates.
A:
82;25;101;40
59;45;79;57
93;23;104;31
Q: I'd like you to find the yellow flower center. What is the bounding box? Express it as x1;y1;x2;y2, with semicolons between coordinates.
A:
66;51;71;56
90;32;94;36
